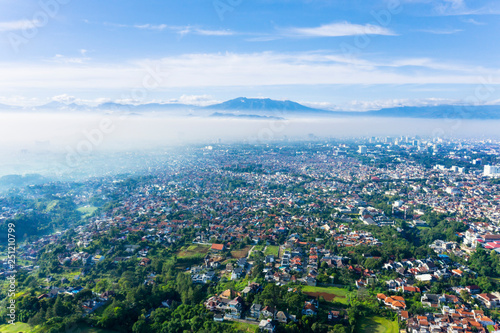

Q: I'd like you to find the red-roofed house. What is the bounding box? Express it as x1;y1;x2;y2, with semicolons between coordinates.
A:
211;243;225;251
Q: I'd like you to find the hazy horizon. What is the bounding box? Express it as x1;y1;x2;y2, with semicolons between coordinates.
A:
0;111;499;180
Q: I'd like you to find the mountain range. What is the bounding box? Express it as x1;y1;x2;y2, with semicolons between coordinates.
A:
1;97;500;119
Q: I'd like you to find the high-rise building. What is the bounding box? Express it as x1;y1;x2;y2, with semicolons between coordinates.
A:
484;165;500;177
358;145;367;154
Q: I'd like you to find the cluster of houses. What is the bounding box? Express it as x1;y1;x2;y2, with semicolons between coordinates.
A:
382;256;475;283
405;307;498;332
376;293;407;311
204;286;333;331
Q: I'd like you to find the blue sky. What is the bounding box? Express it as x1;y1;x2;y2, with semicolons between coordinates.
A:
0;0;499;110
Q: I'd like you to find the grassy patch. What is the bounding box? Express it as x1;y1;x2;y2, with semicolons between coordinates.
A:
177;244;210;259
231;246;252;259
77;205;98;217
264;245;279;257
232;321;258;332
252;245;264;253
45;200;59;212
0;323;49;333
355;316;399;333
301;286;350;304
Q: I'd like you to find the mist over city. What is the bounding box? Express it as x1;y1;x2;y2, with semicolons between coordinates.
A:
1;1;500;332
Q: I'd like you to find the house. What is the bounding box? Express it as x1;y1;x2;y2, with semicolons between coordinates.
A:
231;267;244;280
242;283;262;296
211;243;225;251
265;255;275;264
220;289;240;299
384;296;406;310
305;276;317;287
139;258;150;266
415;274;433;282
377;294;406;311
475;313;494;327
327;310;341;321
465;285;480;294
420;294;445;308
258;319;275;332
250;303;262;319
226;297;244;319
203;271;216;283
302;300;318;316
261;306;275;319
275;311;288;323
398;286;421;294
237;257;247;268
477;293;500;309
356;279;368;288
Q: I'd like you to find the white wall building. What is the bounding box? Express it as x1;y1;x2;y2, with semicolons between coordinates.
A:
484;165;500;177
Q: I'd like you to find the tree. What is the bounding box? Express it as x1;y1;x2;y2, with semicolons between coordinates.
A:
132;318;149;333
53;296;67;317
460;290;472;303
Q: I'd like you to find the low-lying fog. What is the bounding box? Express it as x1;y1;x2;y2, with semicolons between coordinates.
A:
1;111;499;179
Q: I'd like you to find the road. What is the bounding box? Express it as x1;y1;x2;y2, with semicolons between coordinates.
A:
247;245;256;259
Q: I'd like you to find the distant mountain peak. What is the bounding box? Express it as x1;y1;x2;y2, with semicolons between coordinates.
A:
205;97;328;113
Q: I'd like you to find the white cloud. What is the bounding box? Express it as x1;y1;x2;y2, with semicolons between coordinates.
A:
0;95;40;106
399;0;500;15
461;18;486;25
345;98;463;111
105;22;235;36
174;26;235;37
52;94;76;103
133;24;168;31
1;52;499;93
195;29;234;36
416;28;463;34
0;19;39;32
169;95;221;106
285;21;397;37
302;97;465;111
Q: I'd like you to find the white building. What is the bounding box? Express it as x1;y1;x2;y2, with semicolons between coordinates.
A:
484;165;500;177
358;145;367;154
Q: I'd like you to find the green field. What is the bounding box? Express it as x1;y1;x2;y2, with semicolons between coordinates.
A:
264;245;279;257
0;322;40;333
251;245;265;254
232;321;258;332
231;246;252;259
0;323;118;333
301;286;350;304
355;316;399;333
45;200;59;212
77;205;98;217
177;244;210;258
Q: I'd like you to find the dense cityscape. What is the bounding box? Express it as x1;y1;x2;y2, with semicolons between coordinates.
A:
1;137;500;332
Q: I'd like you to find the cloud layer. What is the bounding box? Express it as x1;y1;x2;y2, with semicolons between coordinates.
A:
1;52;498;92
